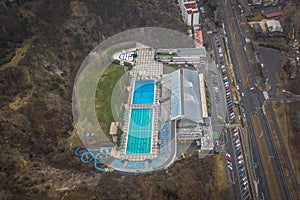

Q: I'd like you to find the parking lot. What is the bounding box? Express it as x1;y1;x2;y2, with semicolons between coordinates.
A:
225;127;250;200
213;36;235;122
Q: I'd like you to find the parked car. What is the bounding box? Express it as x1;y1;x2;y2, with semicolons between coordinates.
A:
226;156;232;162
233;131;238;137
240;172;246;178
239;163;244;169
228;164;233;170
237;151;242;157
229;115;235;120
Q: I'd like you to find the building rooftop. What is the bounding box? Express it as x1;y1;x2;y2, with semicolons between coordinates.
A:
264;11;283;18
266;20;283;32
156;47;206;58
176;47;206;57
195;30;203;46
187;10;199;14
184;2;198;9
165;69;203;123
262;6;282;18
253;23;263;33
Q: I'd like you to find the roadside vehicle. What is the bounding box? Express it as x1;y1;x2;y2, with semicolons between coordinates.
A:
240;172;246;178
242;181;248;186
239;163;244;169
237;151;242;157
227;164;233;170
226;156;232;162
233;131;238;137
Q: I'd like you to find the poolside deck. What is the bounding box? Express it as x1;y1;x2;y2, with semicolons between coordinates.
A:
132;43;163;78
118;44;164;161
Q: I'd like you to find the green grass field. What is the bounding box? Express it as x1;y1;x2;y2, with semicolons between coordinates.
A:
95;64;125;138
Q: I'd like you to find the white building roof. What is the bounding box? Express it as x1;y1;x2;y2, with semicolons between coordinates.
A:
164;68;203;123
266;20;283;32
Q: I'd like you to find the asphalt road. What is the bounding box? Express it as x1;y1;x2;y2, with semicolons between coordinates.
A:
217;0;294;199
217;2;270;200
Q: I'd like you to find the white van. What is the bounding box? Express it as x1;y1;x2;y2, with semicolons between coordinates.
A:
233;131;238;137
235;143;241;148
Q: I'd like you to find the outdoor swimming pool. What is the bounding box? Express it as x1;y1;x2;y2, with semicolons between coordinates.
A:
132;80;155;104
126;108;153;154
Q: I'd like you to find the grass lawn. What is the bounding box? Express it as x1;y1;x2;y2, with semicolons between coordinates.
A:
95;64;125;138
212;154;231;199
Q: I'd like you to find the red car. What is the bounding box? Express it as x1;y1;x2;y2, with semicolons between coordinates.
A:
226;156;232;162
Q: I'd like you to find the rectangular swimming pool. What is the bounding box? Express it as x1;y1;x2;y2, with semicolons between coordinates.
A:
126;108;153;154
132;80;155;104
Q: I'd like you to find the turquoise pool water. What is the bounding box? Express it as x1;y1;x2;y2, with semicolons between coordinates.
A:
132;80;155;104
126;108;153;154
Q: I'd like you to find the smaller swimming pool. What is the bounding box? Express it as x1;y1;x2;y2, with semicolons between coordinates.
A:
132;80;155;105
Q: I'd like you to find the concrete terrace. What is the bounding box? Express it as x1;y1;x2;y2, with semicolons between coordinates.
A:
119;43;163;162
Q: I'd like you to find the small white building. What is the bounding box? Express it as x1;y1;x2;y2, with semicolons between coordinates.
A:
266;20;283;33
